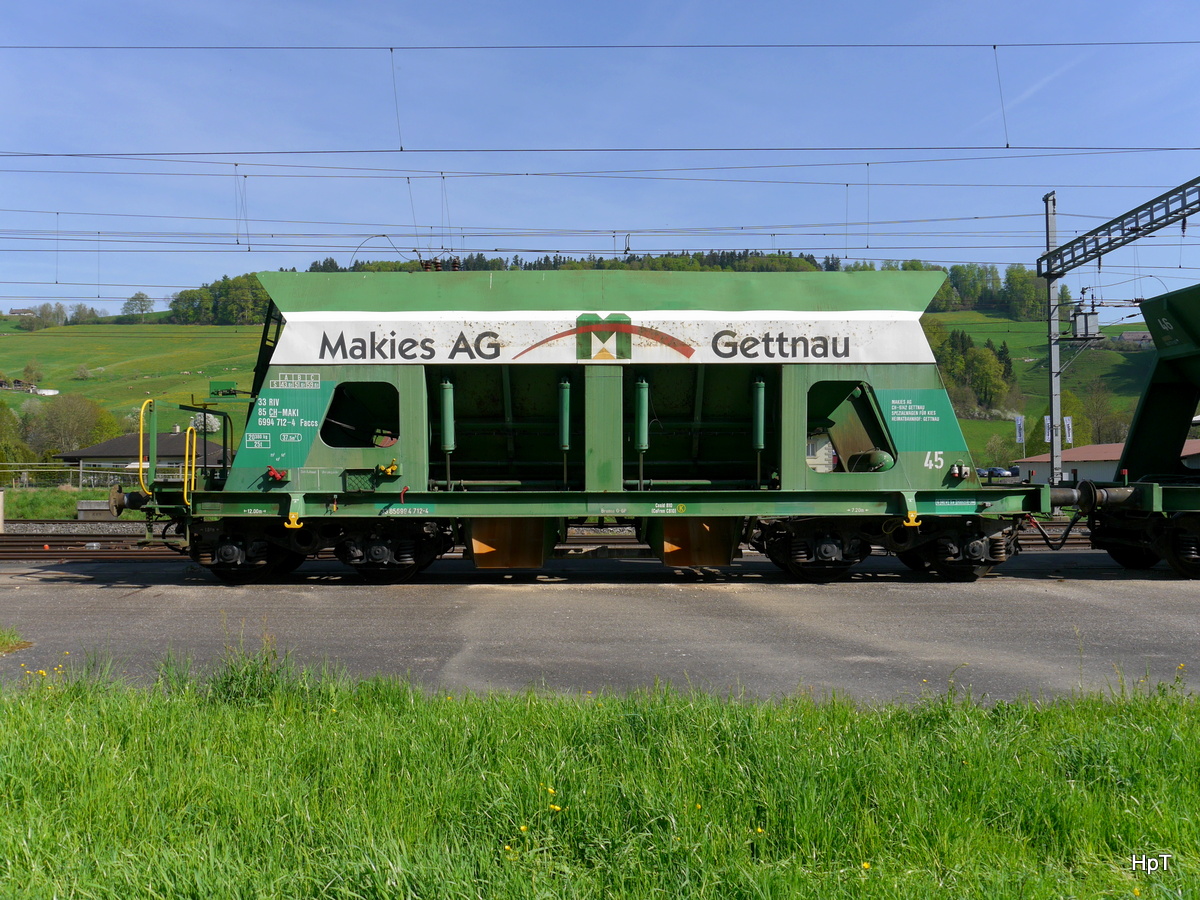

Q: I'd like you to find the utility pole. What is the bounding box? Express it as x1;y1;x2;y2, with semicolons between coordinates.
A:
1044;192;1063;486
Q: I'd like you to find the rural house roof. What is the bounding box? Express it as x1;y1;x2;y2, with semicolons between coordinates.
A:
1016;440;1200;465
54;432;227;465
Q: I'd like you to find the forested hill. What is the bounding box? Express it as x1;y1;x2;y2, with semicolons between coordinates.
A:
158;252;1062;327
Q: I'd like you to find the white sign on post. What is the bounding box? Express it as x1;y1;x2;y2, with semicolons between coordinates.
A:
1064;416;1074;445
1044;416;1052;443
1015;415;1025;444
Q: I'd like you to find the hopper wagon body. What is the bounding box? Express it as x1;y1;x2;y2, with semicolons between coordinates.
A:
127;270;1058;583
1075;282;1200;577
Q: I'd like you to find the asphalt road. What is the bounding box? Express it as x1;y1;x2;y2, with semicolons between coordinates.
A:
0;550;1195;702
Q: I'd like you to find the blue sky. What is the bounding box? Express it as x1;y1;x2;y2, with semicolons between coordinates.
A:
4;0;1200;321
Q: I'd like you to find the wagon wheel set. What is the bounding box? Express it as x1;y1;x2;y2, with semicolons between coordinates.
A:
753;517;1015;583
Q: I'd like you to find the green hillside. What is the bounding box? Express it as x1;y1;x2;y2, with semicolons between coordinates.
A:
928;310;1154;462
0;324;261;432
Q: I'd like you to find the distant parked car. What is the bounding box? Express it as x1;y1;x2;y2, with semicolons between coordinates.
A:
980;466;1012;478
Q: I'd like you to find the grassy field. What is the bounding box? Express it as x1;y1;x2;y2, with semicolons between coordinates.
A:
0;644;1192;898
928;311;1154;461
929;311;1153;412
0;323;261;431
2;487;108;519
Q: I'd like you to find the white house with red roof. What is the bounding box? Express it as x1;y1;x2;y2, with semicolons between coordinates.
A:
1015;440;1200;484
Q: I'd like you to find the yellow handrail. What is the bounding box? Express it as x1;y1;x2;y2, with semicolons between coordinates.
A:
183;426;198;506
137;399;153;495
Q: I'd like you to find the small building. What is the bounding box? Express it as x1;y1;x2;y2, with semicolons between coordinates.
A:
7;308;35;317
1015;440;1200;484
1116;331;1154;348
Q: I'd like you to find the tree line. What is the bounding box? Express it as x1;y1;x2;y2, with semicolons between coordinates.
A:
0;393;121;465
8;302;106;332
8;252;1074;330
923;321;1021;415
163;251;1070;326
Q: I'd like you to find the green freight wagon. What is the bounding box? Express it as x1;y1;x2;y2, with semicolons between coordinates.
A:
120;270;1060;583
1075;282;1200;577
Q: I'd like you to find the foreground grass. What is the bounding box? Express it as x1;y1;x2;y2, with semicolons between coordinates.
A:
0;625;21;653
0;648;1193;898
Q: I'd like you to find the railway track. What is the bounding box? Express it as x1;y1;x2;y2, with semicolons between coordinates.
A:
0;533;181;561
0;522;1092;562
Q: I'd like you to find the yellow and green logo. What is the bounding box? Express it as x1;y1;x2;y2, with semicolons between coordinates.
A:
575;313;633;360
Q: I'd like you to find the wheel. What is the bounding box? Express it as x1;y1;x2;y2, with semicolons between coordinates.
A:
896;550;931;572
1104;546;1161;570
764;546;790;571
931;562;992;582
785;562;854;583
355;564;419;584
1162;532;1200;579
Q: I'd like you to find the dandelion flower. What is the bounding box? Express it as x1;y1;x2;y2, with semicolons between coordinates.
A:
549;804;561;811
862;862;871;870
504;845;511;851
547;788;556;795
520;825;528;832
756;827;765;834
695;803;702;810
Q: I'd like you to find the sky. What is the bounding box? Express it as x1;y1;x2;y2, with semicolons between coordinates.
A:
5;0;1200;323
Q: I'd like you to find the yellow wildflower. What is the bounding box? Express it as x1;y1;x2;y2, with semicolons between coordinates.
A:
519;825;528;832
862;862;871;870
549;804;561;811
